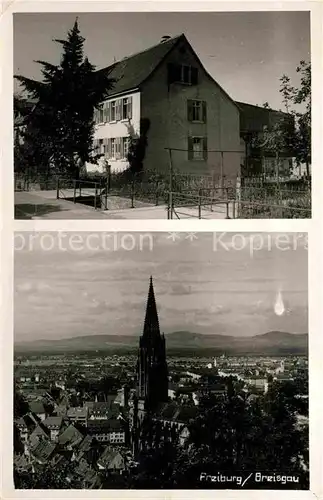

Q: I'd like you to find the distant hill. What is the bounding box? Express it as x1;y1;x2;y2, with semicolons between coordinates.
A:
14;330;308;355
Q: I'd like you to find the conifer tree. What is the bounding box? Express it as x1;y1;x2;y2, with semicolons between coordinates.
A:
15;19;114;178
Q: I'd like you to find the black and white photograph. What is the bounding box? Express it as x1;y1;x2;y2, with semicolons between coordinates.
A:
14;11;311;220
13;231;309;489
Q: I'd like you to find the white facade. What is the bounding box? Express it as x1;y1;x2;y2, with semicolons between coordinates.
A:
93;91;141;173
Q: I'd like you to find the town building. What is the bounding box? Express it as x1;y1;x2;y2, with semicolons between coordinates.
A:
237;101;295;178
15;34;299;183
87;419;126;444
93;34;244;180
66;406;88;426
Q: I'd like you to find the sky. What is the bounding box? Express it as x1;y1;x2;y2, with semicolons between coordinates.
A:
13;11;310;110
14;232;308;342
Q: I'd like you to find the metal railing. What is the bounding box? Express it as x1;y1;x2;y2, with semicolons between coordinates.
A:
167;187;311;219
56;178;109;210
167;190;234;219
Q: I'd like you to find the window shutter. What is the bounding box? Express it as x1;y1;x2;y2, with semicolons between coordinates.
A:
191;67;198;85
116;100;122;121
187;100;193;122
107;138;112;158
103;138;108;153
203;137;208;161
120;137;124;158
167;63;175;84
128;97;133;119
106;102;111;122
116;138;121;159
202;101;207;123
103;104;108;122
188;137;194;160
119;137;122;158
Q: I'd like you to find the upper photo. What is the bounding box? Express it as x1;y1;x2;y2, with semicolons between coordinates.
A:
14;11;311;220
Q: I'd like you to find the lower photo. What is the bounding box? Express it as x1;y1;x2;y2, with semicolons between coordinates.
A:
13;231;309;490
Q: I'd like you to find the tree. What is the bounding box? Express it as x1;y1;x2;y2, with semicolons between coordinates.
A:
15;19;114;178
126;118;151;175
279;61;311;177
165;381;308;489
14;384;30;419
251;61;311;181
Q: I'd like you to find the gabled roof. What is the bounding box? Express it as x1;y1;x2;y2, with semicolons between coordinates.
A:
97;446;125;469
67;406;88;418
98;34;183;96
236;101;293;133
58;424;84;447
29;401;46;415
43;416;63;429
30;440;56;463
98;34;239;110
30;423;50;441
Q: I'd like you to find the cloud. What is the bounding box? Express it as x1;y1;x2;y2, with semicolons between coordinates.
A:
16;282;33;292
169;283;192;295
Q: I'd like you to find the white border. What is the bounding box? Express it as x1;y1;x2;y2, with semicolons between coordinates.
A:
1;1;323;500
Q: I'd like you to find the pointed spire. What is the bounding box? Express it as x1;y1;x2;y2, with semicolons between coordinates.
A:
143;276;160;340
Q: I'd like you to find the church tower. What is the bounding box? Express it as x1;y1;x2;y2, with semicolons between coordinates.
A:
136;276;168;412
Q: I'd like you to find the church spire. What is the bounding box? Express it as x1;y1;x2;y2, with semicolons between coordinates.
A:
142;275;160;340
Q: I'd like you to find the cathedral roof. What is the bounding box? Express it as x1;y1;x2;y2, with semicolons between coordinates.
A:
142;276;161;341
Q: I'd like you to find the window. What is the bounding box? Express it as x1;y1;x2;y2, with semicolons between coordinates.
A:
99;139;104;155
188;100;207;122
168;63;198;85
188;136;207;161
193;138;203;160
115;137;121;159
122;137;130;159
122;97;132;120
192;101;202;121
111;138;116;158
103;103;110;122
116;100;122;121
111;101;116;121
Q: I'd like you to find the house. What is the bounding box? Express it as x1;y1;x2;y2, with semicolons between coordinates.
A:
67;406;88;426
28;423;50;449
97;446;127;474
244;376;269;394
14;96;37;147
16;413;38;444
73;435;99;464
237;101;295;177
29;400;47;421
154;402;198;432
87;418;126;444
29;440;57;465
93;34;243;180
42;416;63;441
58;424;85;449
85;401;112;420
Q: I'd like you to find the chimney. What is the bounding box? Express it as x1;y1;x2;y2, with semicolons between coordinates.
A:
161;35;171;43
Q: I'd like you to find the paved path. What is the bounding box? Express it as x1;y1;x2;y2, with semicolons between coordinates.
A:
15;191;113;219
15;190;233;219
